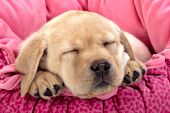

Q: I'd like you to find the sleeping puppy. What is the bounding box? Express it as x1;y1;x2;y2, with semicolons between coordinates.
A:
15;11;151;100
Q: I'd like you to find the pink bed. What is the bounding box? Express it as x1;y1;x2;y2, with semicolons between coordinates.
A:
1;0;170;112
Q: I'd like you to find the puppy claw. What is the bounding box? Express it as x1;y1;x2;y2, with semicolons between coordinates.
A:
123;75;131;84
142;69;146;75
62;83;65;87
132;71;139;81
53;85;60;94
34;92;40;98
44;88;52;96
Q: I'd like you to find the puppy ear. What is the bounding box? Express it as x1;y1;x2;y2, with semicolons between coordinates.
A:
16;33;47;96
120;32;135;60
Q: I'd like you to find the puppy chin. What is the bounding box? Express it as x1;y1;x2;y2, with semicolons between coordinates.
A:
76;85;114;98
91;84;113;95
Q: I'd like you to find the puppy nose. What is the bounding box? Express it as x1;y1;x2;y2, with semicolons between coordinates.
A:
91;60;110;75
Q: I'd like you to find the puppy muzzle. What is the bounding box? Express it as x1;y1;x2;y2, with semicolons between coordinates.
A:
90;59;112;87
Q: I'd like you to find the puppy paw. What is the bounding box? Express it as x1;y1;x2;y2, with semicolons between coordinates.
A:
28;70;63;100
123;60;146;85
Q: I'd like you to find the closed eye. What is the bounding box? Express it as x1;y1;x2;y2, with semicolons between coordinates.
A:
103;41;115;46
63;49;79;55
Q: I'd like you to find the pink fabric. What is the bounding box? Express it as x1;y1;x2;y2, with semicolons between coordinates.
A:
0;0;46;90
1;59;170;113
0;0;170;112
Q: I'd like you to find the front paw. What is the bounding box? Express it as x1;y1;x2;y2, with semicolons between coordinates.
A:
123;60;146;85
28;71;64;100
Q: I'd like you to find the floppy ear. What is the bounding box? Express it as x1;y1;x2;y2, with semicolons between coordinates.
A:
16;33;47;96
120;32;135;60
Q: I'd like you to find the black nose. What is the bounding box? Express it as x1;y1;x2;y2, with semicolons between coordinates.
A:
90;60;110;76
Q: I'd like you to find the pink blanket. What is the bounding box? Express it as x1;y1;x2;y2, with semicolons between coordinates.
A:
0;0;170;112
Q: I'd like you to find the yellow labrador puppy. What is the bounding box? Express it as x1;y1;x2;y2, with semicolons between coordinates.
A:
16;11;151;100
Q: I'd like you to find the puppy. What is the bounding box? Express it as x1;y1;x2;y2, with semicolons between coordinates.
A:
16;11;151;100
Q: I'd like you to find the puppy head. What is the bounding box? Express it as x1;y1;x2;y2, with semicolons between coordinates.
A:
16;11;134;98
